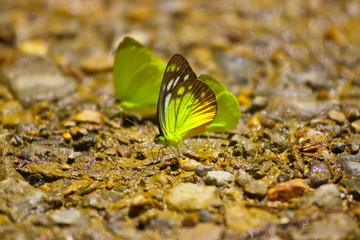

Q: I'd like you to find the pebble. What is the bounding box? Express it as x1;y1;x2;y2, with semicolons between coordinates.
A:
104;148;117;156
308;160;331;188
244;180;268;199
79;53;113;72
62;132;72;141
0;157;26;181
250;96;269;112
71;109;103;124
331;141;346;154
231;136;256;158
166;183;220;211
18;39;48;56
49;208;89;225
268;179;310;202
346;134;360;153
234;169;253;187
350;120;360;133
178;223;222;240
339;154;360;200
180;159;202;171
72;135;97;151
82;193;109;209
0;100;24;125
195;165;214;178
197;209;214;222
328;110;346;124
3;56;77;107
346;108;360;122
225;204;278;233
309;184;342;210
62;179;93;196
290;213;360;240
204;171;234;187
0;179;52;222
70;127;89;139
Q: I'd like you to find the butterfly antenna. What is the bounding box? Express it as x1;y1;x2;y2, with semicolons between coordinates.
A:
182;141;189;150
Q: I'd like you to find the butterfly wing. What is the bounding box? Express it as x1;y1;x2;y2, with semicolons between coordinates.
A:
157;54;197;135
113;37;166;115
199;74;240;132
165;79;217;144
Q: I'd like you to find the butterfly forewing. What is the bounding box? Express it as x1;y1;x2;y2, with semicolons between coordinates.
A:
166;80;217;141
157;54;197;135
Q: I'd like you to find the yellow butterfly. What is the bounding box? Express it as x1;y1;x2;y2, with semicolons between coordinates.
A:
154;54;217;152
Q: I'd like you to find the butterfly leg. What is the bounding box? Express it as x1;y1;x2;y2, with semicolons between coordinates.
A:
147;146;164;166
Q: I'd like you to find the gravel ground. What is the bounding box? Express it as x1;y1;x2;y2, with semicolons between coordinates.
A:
0;0;360;239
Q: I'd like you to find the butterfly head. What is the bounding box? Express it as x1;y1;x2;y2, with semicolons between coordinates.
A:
154;134;167;146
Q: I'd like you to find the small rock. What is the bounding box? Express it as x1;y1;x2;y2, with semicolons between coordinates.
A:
18;39;48;56
346;108;360;122
70;127;89;139
350;120;360;133
0;101;24;125
308;160;331;188
178;223;222;240
346;134;360;153
71;109;103;124
244;180;268;199
0;179;53;222
309;184;342;210
82;193;109;209
62;132;72;141
260;117;276;128
80;53;113;72
204;171;234;187
231;136;256;158
195;165;214;178
49;208;89;225
226;204;278;233
104;148;117;156
290;213;360;240
250;96;269;111
3;56;77;107
328;110;346;124
268;179;310;202
331;141;346;154
339;154;360;200
67;152;82;164
72;135;97;151
234;169;253;187
197;209;214;222
0;157;26;181
180;159;202;171
166;183;220;211
62;179;93;196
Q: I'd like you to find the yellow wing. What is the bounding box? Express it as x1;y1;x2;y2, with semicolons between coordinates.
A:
164;80;217;146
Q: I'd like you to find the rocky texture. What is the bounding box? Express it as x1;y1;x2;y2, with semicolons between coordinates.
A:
166;183;220;211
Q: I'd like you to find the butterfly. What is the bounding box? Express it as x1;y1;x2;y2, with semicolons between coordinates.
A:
113;37;240;131
154;54;217;149
113;37;166;115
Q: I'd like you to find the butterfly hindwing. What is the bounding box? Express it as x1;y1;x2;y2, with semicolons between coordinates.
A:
113;37;166;115
165;79;217;143
157;54;197;135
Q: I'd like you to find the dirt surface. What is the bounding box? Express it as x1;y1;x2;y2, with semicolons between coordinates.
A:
0;0;360;239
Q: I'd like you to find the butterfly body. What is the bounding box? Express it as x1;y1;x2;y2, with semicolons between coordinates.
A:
155;54;217;148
